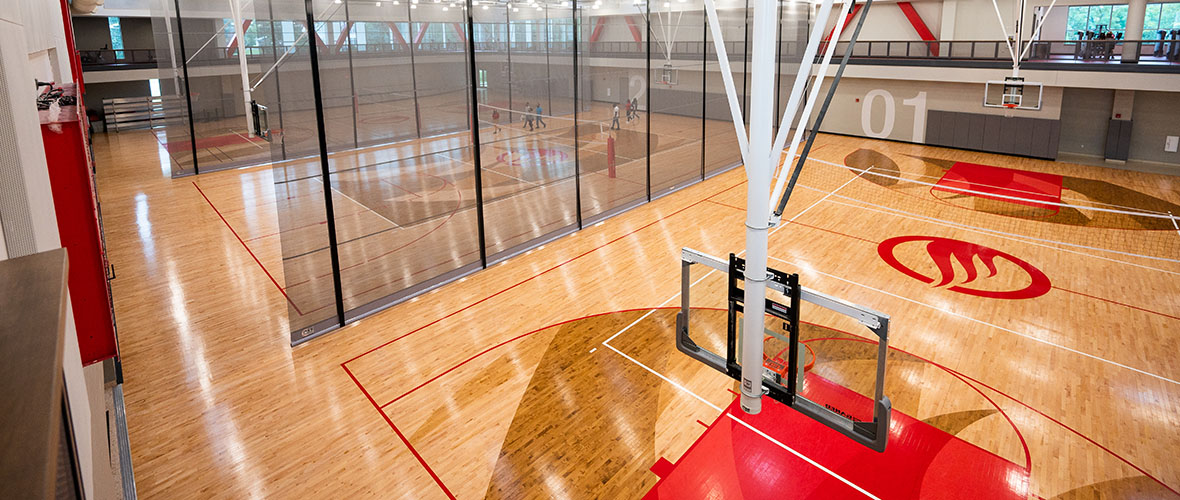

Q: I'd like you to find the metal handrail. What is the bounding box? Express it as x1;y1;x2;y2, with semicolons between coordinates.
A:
79;49;158;68
93;37;1177;73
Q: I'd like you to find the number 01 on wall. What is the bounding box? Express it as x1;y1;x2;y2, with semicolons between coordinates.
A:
861;90;927;143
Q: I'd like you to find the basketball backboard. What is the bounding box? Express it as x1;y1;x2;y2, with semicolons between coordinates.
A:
984;76;1043;111
250;101;271;141
675;248;892;452
658;64;679;86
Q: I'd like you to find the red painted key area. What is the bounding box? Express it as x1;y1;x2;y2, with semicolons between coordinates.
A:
932;162;1063;213
644;374;1028;499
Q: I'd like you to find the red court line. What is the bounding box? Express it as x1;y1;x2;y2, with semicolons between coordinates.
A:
1053;285;1180;321
342;364;457;500
807;334;1177;495
856;164;1174;233
704;198;744;212
342;178;747;366
220;188;324;215
951;365;1180;496
381;305;1031;493
307;215;576;318
704;198;880;245
811;334;1031;472
380;307;666;408
945;366;1032;471
380;178;423;199
643;395;736;496
285;177;463;293
717;190;1176;322
695;420;709;428
242;207;370;243
193;182;304;316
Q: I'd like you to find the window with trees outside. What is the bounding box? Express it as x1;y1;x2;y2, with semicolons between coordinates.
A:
1066;3;1180;40
1143;2;1180;39
1065;4;1128;40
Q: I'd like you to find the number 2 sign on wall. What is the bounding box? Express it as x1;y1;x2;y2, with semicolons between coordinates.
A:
861;89;927;143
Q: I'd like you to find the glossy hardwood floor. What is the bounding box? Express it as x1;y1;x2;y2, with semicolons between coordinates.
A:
92;125;1180;499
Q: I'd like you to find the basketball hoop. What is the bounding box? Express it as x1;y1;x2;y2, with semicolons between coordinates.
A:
1003;102;1018;117
658;64;679;86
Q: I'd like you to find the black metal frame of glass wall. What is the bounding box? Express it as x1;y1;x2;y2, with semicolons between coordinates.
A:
151;0;809;344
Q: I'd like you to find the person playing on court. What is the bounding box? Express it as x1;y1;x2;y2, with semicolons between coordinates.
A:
535;104;546;129
523;102;534;131
611;104;620;130
624;99;632;123
491;108;501;135
630;97;639;122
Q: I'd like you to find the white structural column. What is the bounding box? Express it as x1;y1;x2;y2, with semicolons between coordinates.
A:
1123;0;1148;62
230;0;255;137
939;0;957;50
739;0;779;415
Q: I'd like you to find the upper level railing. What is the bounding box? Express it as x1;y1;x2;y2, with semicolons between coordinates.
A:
831;39;1180;67
79;49;158;70
81;38;1179;72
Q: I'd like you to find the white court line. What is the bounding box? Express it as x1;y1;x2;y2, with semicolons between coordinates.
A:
436;150;544;188
813;156;1173;215
814;193;1180;275
605;165;870;346
767;255;1180;386
311;177;402;229
813;155;1176;219
600;339;880;499
1170;212;1180;240
596;159;1174;497
598;167;880;498
647;166;874;311
232;130;267;151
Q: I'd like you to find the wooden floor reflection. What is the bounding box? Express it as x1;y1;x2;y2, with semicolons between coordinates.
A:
91;127;1180;499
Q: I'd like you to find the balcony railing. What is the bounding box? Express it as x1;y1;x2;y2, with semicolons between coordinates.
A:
79;49;158;70
85;39;1178;73
829;39;1179;67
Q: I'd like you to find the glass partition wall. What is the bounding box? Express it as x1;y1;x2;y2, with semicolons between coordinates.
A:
153;0;816;343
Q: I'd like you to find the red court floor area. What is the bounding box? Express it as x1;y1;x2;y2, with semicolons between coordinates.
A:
644;374;1029;499
932;161;1063;213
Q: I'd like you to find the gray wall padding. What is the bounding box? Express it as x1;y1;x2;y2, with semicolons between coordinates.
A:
925;110;1061;160
1105;119;1133;161
1058;87;1114;157
1128;91;1180;165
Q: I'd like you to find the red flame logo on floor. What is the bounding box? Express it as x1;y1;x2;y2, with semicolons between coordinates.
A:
878;236;1051;299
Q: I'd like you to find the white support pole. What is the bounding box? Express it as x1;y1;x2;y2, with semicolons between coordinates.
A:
768;0;838;180
186;0;255;66
162;15;182;96
1122;0;1147;63
702;0;750;163
230;0;255;137
739;0;779;415
1019;0;1056;62
251;1;340;92
767;0;845;221
990;0;1019;71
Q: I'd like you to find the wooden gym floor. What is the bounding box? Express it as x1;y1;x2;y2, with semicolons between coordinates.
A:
93;118;1180;498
